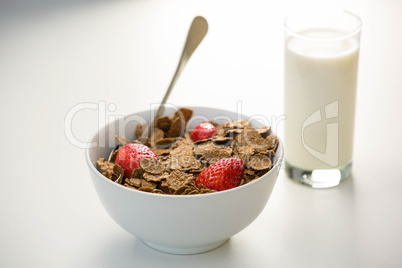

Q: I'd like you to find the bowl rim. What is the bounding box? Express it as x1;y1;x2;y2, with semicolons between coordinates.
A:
85;106;283;199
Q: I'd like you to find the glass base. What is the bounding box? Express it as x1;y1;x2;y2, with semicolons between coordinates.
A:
285;161;352;188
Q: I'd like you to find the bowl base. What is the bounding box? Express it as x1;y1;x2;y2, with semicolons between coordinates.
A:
141;238;229;255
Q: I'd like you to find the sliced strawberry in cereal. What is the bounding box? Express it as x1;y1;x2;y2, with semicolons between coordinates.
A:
191;122;217;142
195;157;245;191
115;143;159;178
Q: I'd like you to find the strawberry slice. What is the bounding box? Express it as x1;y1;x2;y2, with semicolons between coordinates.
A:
115;143;159;177
195;158;245;191
190;122;217;142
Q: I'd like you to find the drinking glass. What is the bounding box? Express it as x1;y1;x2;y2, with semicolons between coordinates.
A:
284;8;362;188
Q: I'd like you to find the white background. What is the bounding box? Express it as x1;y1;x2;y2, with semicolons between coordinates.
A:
1;0;401;267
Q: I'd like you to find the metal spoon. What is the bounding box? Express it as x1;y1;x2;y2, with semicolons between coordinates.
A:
144;15;208;135
155;16;208;119
110;16;208;183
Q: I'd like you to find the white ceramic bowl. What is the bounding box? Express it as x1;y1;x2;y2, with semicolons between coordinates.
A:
85;107;283;254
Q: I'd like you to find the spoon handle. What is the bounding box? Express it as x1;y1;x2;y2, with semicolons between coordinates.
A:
154;16;208;119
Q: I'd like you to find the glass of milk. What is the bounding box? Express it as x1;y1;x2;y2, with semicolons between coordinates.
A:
284;8;362;188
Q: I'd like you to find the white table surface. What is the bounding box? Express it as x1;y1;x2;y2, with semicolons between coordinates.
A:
1;0;401;267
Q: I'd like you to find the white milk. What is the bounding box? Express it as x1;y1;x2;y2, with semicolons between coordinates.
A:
284;29;359;170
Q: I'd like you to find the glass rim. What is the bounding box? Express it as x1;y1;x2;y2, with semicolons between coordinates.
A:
284;8;362;41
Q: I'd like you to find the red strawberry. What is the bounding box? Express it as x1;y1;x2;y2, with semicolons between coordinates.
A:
191;122;217;142
115;143;159;177
195;158;245;191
